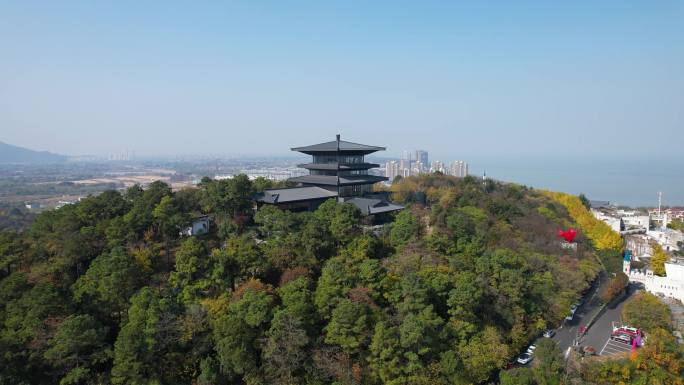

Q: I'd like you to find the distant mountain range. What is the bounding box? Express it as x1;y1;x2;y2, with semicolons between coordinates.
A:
0;141;68;164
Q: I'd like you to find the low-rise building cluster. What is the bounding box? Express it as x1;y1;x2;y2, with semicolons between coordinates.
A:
594;198;684;302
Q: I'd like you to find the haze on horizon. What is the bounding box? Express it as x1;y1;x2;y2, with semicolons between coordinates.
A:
1;1;683;162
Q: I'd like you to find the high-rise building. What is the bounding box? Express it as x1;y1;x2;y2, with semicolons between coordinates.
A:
402;150;413;162
402;167;411;177
385;161;399;180
394;149;467;178
430;160;445;173
399;158;411;174
415;150;428;170
413;161;424;175
449;161;468;177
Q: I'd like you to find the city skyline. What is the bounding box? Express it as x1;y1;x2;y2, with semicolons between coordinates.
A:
385;149;469;180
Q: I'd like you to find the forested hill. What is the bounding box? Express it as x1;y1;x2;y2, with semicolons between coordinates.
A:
0;141;67;164
0;175;611;384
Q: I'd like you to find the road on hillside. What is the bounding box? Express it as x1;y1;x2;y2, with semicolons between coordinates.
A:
580;285;636;356
550;277;636;357
550;271;606;351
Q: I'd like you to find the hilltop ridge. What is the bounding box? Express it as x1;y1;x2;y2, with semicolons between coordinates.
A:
0;141;67;164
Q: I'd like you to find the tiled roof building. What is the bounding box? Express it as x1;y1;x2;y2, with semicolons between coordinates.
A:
254;135;403;218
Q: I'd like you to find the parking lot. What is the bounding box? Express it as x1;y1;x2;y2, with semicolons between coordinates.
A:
599;337;633;356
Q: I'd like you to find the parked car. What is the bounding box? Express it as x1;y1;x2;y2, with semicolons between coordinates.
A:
543;329;556;338
613;326;640;337
582;346;597;356
611;334;632;344
517;352;533;365
526;345;537;355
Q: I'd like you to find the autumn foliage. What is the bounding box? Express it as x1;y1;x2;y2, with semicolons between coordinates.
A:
542;191;623;252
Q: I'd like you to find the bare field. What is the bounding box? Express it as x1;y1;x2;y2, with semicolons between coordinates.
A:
72;174;171;187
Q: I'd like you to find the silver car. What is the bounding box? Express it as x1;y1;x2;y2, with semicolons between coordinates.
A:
517;352;533;365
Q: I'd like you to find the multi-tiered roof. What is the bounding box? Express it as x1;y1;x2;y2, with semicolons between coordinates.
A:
288;135;388;196
253;135;402;216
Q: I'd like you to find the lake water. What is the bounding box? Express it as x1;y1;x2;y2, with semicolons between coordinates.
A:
467;157;683;207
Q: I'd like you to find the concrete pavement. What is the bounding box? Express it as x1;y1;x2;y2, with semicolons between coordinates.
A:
551;272;606;351
549;275;637;357
580;285;636;356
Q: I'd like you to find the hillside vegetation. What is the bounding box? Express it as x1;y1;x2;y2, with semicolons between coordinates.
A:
0;175;617;384
542;191;624;273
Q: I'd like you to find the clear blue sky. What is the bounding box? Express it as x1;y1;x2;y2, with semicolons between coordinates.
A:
1;1;682;161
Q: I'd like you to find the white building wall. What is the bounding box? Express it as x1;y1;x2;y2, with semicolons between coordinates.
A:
625;235;652;259
623;215;650;229
625;259;684;302
647;229;684;252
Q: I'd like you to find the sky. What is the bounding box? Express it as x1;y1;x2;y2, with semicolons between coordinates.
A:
1;1;683;162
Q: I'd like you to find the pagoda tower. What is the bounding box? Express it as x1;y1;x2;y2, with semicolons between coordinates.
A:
289;134;388;198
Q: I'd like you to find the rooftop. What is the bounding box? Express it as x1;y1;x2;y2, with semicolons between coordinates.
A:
590;200;612;209
288;174;388;186
291;138;385;154
345;197;404;215
297;162;380;170
254;186;338;204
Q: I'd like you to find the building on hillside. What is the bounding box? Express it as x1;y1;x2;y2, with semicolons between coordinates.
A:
648;208;684;224
591;208;624;232
624;252;684;302
625;234;653;259
647;228;684;252
622;214;650;230
254;135;403;220
590;201;628;233
589;200;612;209
180;215;210;236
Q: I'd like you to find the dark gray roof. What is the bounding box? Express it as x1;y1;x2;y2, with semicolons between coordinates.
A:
253;187;403;216
254;186;337;204
288;175;388;186
292;139;385;153
590;200;611;208
345;197;404;215
297;162;380;170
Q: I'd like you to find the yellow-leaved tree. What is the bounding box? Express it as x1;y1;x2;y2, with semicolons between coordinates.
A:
651;242;669;276
542;191;623;253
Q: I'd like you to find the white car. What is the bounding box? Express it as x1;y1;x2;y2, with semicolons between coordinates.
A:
543;329;556;338
526;345;537;355
517;352;533;365
611;334;632;344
